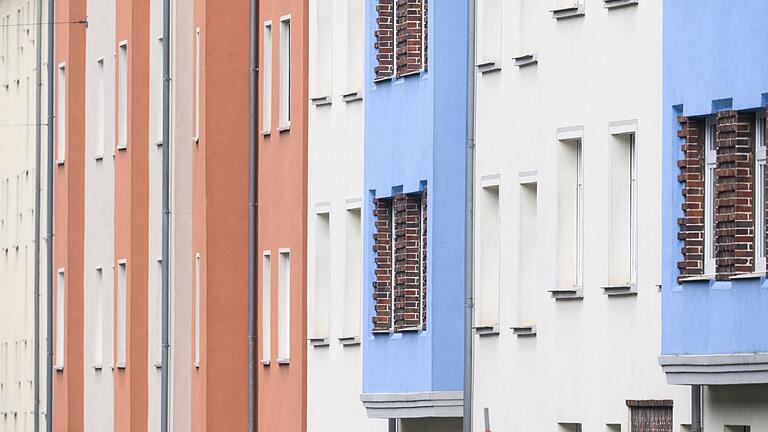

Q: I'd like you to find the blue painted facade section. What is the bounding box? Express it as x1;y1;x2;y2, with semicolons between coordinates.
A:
362;1;467;394
662;0;768;357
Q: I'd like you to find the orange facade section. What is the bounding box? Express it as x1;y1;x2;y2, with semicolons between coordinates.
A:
113;0;150;430
190;0;250;430
257;0;308;430
53;0;86;429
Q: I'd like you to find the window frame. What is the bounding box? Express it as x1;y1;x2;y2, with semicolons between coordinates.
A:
262;251;272;363
55;268;65;370
116;259;127;368
278;16;292;130
756;112;766;271
117;42;128;150
194;28;200;143
704;117;717;276
56;62;66;163
277;248;291;363
194;252;200;368
262;22;273;134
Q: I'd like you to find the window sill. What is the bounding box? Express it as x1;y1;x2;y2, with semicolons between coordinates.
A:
342;91;363;103
276;358;290;365
551;5;585;20
116;363;126;370
604;0;638;9
310;95;332;106
261;130;271;137
338;336;360;346
476;61;501;74
93;363;103;371
373;75;394;83
54;365;63;371
276;124;291;133
549;287;584;300
117;144;127;151
308;337;329;347
510;325;537;337
601;283;637;296
154;139;163;147
513;53;538;68
192;137;199;144
94;154;104;161
730;272;763;280
154;360;162;369
678;275;713;283
473;325;499;337
260;360;270;366
55;159;65;166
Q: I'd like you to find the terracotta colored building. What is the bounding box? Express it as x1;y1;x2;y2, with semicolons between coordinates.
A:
257;0;308;430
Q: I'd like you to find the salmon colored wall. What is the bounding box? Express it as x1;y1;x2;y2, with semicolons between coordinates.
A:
257;0;308;430
113;0;150;430
190;0;250;430
53;0;86;429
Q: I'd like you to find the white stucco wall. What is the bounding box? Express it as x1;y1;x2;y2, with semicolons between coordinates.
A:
82;0;115;428
306;1;383;431
0;0;48;430
472;1;691;430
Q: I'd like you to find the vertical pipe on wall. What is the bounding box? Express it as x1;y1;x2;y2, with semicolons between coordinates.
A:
692;385;702;432
247;0;258;430
46;0;55;429
160;0;171;428
33;0;43;430
464;0;476;429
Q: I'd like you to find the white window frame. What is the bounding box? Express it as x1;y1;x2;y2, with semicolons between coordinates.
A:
704;118;717;276
345;0;363;94
342;204;362;340
629;134;638;284
116;259;127;368
194;28;200;143
56;62;66;163
756;112;766;271
194;252;200;367
310;0;332;100
262;251;272;363
576;139;584;288
94;268;104;368
262;22;273;133
277;249;291;362
55;268;65;370
96;57;105;158
155;35;164;145
117;42;128;150
278;16;292;129
311;210;330;341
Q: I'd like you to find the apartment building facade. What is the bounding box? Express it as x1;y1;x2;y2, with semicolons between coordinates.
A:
306;1;384;432
660;1;768;431
0;0;48;431
472;0;690;430
361;1;468;431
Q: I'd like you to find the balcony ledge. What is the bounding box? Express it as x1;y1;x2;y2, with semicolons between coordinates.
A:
659;352;768;385
361;391;463;419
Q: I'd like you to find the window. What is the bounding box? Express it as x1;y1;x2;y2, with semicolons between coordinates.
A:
627;401;673;432
16;9;22;79
345;0;363;93
262;252;271;363
279;17;291;129
153;259;162;366
756;112;766;270
56;63;66;162
94;268;103;367
155;36;164;144
557;138;583;292
55;268;64;369
194;29;200;142
118;42;128;150
478;0;501;67
476;182;500;330
194;253;200;367
557;0;582;7
277;249;291;362
373;0;427;80
518;0;537;56
311;212;330;341
558;423;582;432
725;427;751;432
116;260;127;368
342;206;362;340
608;133;637;286
310;0;332;100
372;191;427;332
96;58;105;157
518;181;537;327
704;118;716;275
262;22;272;133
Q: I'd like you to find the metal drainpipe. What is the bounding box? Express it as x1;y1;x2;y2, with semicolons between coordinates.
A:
692;385;702;432
33;0;43;430
46;0;55;428
160;0;171;428
463;0;476;429
247;0;258;429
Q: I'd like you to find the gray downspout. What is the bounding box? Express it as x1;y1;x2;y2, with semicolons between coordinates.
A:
33;0;43;430
463;0;476;429
247;0;258;430
692;385;702;432
46;0;54;429
160;0;171;428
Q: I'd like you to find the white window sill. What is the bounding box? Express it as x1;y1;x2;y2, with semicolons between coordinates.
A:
260;359;270;366
310;95;332;106
476;61;501;74
276;358;290;365
338;336;360;346
308;337;329;347
261;130;271;136
93;363;103;371
549;286;584;300
54;365;63;371
679;275;713;283
513;53;538;68
510;325;537;337
276;124;291;133
552;4;585;20
94;154;104;161
55;159;65;166
116;363;126;369
730;273;763;280
601;283;638;296
604;0;638;9
473;325;499;337
342;91;363;103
